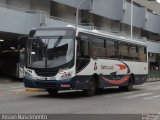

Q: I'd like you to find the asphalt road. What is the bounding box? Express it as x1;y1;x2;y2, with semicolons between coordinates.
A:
0;80;160;116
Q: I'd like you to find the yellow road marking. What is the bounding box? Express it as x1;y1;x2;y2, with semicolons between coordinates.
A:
25;88;46;92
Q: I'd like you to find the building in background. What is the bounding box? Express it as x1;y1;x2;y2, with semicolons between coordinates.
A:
0;0;160;78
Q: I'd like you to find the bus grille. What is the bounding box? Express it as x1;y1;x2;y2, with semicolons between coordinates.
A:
35;81;58;88
35;70;58;77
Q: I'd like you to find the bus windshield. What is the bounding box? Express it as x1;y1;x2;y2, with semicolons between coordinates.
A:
26;29;74;69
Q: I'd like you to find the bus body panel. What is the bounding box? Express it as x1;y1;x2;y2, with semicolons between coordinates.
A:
76;58;148;87
76;59;148;76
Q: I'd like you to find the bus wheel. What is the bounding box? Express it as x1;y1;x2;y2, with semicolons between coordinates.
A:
83;79;96;96
47;89;58;96
96;88;104;94
119;76;133;91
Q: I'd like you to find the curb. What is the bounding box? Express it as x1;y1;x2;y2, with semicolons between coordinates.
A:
0;80;13;84
147;79;160;83
25;88;46;92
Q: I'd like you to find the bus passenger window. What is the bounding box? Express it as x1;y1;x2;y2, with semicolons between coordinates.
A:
80;40;89;57
129;45;138;60
106;40;118;59
119;42;129;60
77;33;90;58
76;33;90;73
139;46;147;62
91;37;105;58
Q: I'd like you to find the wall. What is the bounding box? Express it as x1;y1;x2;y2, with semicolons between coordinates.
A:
31;0;50;14
147;41;160;53
122;1;145;28
91;0;123;20
45;17;70;27
51;2;76;23
6;0;31;10
0;6;41;34
145;11;160;34
0;0;6;4
51;0;91;10
0;0;50;14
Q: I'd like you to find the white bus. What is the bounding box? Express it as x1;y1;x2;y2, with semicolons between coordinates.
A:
23;26;148;96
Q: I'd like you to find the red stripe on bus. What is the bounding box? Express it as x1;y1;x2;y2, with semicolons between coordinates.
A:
116;64;126;70
101;75;129;85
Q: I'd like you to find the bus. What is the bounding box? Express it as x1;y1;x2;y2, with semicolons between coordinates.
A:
23;26;148;96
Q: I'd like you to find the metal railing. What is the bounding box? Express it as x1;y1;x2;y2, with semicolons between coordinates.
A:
148;70;160;80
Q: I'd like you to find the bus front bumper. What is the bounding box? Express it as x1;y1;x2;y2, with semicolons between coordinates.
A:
23;77;74;90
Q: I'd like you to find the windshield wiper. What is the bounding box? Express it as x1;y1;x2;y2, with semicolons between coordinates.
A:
54;36;63;47
45;36;63;68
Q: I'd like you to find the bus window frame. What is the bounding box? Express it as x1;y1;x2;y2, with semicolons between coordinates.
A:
77;32;147;62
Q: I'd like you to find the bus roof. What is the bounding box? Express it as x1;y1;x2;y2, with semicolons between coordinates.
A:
31;25;147;46
76;27;147;46
31;26;75;31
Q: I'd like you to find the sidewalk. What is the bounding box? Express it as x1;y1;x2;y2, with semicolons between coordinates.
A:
147;78;160;82
0;77;22;84
148;71;160;82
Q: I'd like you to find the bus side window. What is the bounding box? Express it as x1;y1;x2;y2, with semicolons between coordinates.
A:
129;44;138;60
106;39;118;59
139;46;147;62
76;33;90;73
91;36;105;58
119;42;129;60
77;39;81;58
78;34;90;58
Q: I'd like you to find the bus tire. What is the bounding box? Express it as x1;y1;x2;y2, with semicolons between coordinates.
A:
96;88;104;94
119;76;133;91
47;89;58;96
83;79;96;96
